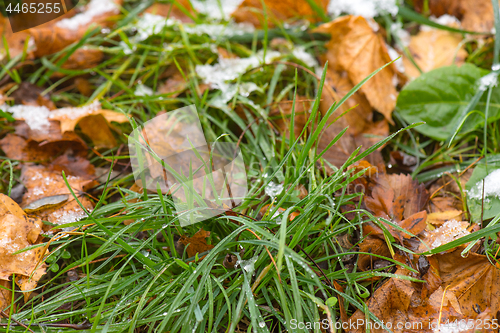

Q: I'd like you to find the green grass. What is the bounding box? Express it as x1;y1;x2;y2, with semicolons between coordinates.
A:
0;1;499;332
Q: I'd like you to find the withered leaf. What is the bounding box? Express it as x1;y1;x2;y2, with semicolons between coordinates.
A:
20;165;95;228
179;229;214;259
232;0;329;28
315;15;399;121
0;194;46;302
402;27;468;79
414;0;496;33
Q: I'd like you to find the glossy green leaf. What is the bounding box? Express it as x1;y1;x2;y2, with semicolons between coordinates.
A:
397;64;500;140
465;155;500;222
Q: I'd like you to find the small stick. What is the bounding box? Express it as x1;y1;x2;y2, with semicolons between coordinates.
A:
0;310;35;333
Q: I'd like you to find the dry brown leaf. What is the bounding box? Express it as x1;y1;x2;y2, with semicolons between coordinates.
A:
414;0;496;33
270;97;310;139
0;194;46;302
403;28;468;79
11;82;56;110
49;103;129;134
0;16;35;61
49;152;96;179
0;132;87;163
20;165;95;228
179;229;214;259
315;15;399;121
232;0;329;28
0;280;11;311
29;0;123;58
427;210;464;227
145;1;195;23
78;113;118;148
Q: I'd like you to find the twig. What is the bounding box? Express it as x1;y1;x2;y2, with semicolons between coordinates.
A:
0;310;35;333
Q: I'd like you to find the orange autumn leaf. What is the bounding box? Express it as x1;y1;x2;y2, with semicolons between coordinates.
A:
179;229;214;258
414;0;496;33
48;102;129;134
20;165;95;228
145;1;196;23
29;0;123;58
0;194;46;302
315;15;399;121
402;27;468;79
232;0;329;28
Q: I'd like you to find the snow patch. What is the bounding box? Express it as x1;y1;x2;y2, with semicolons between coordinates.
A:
387;45;404;73
327;0;398;18
191;0;245;20
196;50;281;107
292;46;318;68
56;0;119;31
390;22;410;47
265;181;284;199
48;100;102;120
468;168;500;200
135;83;154;96
429;220;470;249
0;104;51;132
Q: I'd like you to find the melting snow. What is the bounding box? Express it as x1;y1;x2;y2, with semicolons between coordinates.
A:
327;0;398;18
429;220;470;249
135;83;154;96
390;22;410;47
48;100;101;120
478;71;499;91
196;50;281;106
0;104;51;132
387;45;404;73
191;0;245;20
134;13;177;42
265;181;284;199
184;22;255;38
292;46;318;68
56;0;119;31
468;168;500;200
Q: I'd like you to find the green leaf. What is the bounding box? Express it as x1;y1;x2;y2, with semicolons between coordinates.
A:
397;64;500;140
465;155;500;222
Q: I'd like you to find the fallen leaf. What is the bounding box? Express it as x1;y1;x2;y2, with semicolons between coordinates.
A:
270;97;310;139
49;152;96;179
427;210;464;227
11;82;56;110
145;1;195;23
20;165;95;228
0;194;46;302
179;229;214;259
402;27;468;79
414;0;496;33
78;113;118;148
48;101;129;134
29;0;123;58
232;0;329;28
0;16;35;61
315;15;399;121
0;280;11;311
0;132;87;163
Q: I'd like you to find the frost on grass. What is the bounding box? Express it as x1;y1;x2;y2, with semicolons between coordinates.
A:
428;220;471;249
0;104;51;132
468;168;500;200
56;0;119;31
327;0;398;18
292;46;319;68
